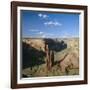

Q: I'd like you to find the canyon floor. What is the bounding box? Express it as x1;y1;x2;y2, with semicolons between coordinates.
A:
22;38;79;77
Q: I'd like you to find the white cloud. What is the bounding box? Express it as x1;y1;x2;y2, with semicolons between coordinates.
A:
38;31;44;35
39;32;43;34
44;21;53;25
46;33;54;36
61;32;71;38
29;29;39;32
44;21;62;27
41;33;55;38
34;33;55;38
38;13;48;19
54;22;62;26
43;15;48;18
38;13;42;17
41;35;46;38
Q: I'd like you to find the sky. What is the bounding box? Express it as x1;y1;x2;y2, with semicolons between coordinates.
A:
21;10;79;38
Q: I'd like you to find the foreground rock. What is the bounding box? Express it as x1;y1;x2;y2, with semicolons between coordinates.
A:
60;52;79;73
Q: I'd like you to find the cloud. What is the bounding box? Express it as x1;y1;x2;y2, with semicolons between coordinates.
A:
38;13;48;19
45;33;54;36
41;33;55;38
61;32;72;38
41;35;46;38
29;29;39;32
44;21;62;27
39;32;44;34
35;34;46;38
43;15;48;18
37;31;44;35
38;13;42;17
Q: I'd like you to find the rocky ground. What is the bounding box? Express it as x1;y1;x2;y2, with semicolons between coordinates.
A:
22;38;79;77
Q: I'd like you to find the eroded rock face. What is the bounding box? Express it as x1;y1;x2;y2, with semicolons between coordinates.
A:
60;52;79;72
23;39;45;52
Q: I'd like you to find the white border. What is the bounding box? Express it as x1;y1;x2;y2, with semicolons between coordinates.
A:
17;6;84;84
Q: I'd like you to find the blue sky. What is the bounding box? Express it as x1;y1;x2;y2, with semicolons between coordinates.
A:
21;10;79;38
